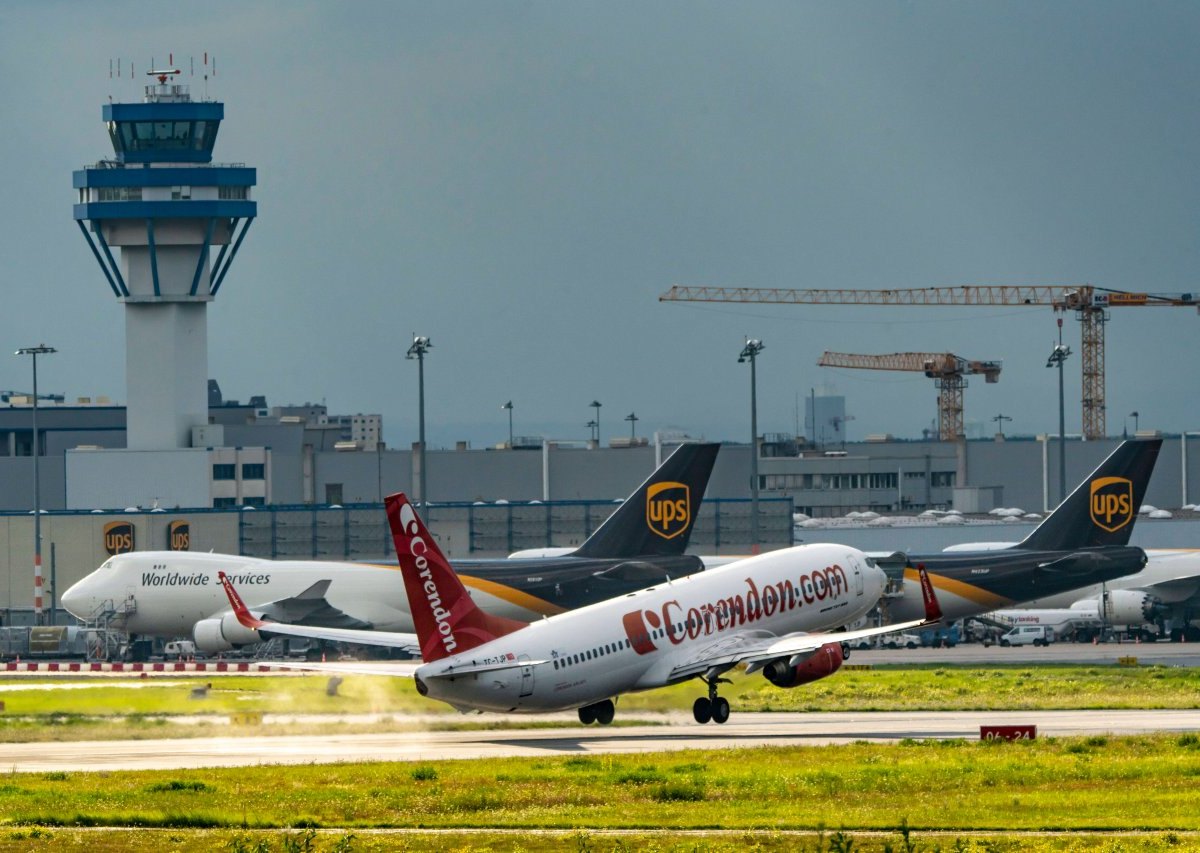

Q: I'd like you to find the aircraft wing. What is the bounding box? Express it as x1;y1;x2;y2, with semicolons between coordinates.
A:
256;579;375;630
219;572;420;655
668;565;943;681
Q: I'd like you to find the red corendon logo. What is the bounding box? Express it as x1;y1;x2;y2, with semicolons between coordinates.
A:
621;564;849;655
399;502;458;655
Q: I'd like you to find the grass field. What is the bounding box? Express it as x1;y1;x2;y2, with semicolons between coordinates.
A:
0;736;1198;849
0;827;1197;852
2;665;1200;849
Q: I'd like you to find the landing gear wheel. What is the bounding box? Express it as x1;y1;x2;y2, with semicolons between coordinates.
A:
711;696;730;724
578;705;597;725
595;699;615;726
692;697;712;724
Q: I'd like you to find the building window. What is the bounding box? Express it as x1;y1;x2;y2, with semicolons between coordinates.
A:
98;186;142;202
242;463;265;480
325;484;343;505
171;185;192;200
931;471;957;488
213;497;236;508
243;496;266;507
212;463;236;480
219;185;248;200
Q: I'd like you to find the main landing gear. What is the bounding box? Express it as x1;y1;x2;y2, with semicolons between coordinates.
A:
693;674;732;724
578;698;615;725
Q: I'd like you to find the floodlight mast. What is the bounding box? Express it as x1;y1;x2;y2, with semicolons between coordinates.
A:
16;345;56;625
738;338;764;551
1045;318;1072;504
407;335;432;505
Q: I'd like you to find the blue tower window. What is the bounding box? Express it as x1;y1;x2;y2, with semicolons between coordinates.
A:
103;101;224;164
108;120;218;155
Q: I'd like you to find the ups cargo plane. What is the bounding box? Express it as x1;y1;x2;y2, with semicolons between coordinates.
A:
875;438;1161;626
61;443;723;654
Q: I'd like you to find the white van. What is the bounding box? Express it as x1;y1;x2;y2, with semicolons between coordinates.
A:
999;625;1055;647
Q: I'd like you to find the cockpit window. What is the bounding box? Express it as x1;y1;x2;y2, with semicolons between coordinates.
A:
101;559;114;570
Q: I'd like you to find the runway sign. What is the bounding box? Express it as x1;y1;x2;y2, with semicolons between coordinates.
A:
980;724;1037;740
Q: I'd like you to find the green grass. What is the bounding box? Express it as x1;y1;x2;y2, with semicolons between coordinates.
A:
1;827;1199;852
0;736;1198;832
1;664;1198;729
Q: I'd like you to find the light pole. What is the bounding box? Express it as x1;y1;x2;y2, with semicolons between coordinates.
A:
738;338;765;550
590;401;602;446
625;411;638;441
406;335;432;506
586;419;598;442
502;401;514;448
16;344;55;626
993;413;1012;438
376;440;385;504
1129;410;1140;437
1045;319;1071;505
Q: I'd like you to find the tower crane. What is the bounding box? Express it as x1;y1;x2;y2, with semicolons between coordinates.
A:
660;284;1197;439
818;352;1001;441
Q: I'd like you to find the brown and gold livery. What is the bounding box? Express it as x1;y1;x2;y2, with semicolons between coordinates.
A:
103;521;135;556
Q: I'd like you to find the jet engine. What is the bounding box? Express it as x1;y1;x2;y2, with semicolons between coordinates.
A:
1070;591;1163;626
1099;590;1164;625
193;613;264;653
762;642;844;688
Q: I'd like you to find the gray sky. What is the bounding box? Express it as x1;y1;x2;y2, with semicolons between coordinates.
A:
2;2;1197;449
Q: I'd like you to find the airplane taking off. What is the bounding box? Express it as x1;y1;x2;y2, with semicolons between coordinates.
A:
220;493;943;725
61;443;722;655
876;439;1161;626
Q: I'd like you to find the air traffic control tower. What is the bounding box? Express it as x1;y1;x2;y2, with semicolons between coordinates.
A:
73;69;256;451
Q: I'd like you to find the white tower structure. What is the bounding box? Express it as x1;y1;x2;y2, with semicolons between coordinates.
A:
74;68;256;450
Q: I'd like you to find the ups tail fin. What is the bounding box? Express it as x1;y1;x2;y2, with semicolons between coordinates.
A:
1016;438;1161;551
386;493;526;661
572;442;720;559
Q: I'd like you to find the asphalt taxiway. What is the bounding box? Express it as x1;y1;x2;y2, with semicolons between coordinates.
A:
5;709;1200;772
851;641;1200;667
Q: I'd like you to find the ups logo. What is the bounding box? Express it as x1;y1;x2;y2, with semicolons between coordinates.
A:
647;481;690;540
103;521;135;556
1090;476;1134;533
168;520;190;551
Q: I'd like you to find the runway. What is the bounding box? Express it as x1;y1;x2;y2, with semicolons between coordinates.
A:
6;709;1200;773
851;641;1200;667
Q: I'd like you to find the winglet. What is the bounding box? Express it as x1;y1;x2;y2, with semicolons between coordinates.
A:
218;571;266;630
917;563;943;623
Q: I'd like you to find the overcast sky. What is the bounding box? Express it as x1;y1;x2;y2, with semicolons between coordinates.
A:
2;2;1197;449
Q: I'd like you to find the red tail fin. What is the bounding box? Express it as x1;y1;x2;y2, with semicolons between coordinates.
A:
218;571;266;630
916;563;943;623
386;493;526;661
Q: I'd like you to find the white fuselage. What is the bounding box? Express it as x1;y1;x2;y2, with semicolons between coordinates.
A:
61;551;749;642
60;552;412;637
416;543;884;714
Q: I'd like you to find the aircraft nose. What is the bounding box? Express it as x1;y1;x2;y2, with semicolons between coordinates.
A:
60;579;94;619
